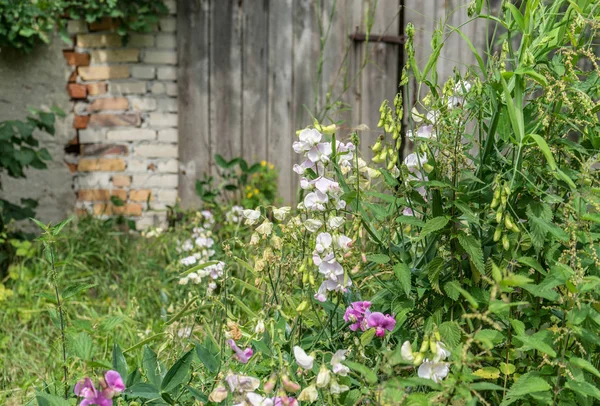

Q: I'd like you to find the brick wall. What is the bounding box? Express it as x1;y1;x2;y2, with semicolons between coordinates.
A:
64;1;178;229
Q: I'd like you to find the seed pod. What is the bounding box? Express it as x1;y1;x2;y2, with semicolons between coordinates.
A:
371;140;382;153
493;227;502;242
419;339;429;353
504;215;514;230
502;234;510;251
496;210;503;224
387;160;395;171
413;352;424;366
491;197;499;209
510;223;520;233
501;195;507;206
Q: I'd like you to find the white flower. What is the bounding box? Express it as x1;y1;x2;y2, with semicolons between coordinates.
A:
256;219;273;236
328;216;344;229
304;219;323;233
177;327;192;338
243;209;261;225
408;125;434;140
400;341;414;362
298;384;319;402
315;232;332;253
180;255;197;266
331;350;350;376
178;277;189;285
418;359;449;383
293;128;323;153
403;152;428;171
318;256;344;280
273;206;291;221
208;385;228;403
254;320;265;334
314;177;339;194
246;392;271;406
329;378;349;394
225;374;261;393
335;235;352;251
250;232;260;245
316;364;331;387
307;142;333;163
293;346;314;370
304;191;328;211
433;341;451;362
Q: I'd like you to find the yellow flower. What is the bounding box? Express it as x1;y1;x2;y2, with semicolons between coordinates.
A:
247;192;253;198
269;164;274;170
254;188;259;195
260;160;267;167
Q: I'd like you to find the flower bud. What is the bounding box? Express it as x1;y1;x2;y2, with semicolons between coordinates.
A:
316;364;331;388
208;385;228;403
281;375;301;393
255;320;265;334
413;352;425;366
296;300;309;313
298;384;319;402
263;374;277;394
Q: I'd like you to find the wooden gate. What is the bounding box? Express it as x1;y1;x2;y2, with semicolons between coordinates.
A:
177;0;488;205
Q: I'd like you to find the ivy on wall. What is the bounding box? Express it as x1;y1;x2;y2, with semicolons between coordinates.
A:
0;0;168;52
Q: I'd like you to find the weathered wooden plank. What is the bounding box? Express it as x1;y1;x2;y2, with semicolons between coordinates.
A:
242;0;269;164
177;0;211;208
210;0;243;173
359;0;401;158
268;0;294;203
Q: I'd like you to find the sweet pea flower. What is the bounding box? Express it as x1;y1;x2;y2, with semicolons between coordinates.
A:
318;255;344;280
101;370;125;398
243;209;261;225
227;339;254;364
316;364;331;387
400;341;415;362
225;374;261;393
331;350;350;376
418;359;449;383
304;191;328;211
315;232;332;254
329;378;350;394
180;255;197;266
293;346;314;370
75;377;108;406
293;128;322;153
307;142;333;163
314;273;352;302
314;177;339;194
256;219;273;236
366;312;396;337
343;301;371;331
208;385;229;403
433;341;451;362
303;219;323;233
298;385;319;403
335;235;352;251
328;216;344;229
404;152;428;172
273;206;291;221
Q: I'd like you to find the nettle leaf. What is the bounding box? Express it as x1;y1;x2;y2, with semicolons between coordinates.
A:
475;329;504;349
457;232;484;273
71;332;94;361
393;262;411;297
501;373;552;406
516;330;557;357
473;367;501;379
418;216;450;241
565;380;600;401
438;321;461;348
366;253;390;264
425;257;445;294
569;357;600;379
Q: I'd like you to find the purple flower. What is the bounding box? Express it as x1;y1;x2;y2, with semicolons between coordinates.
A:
366;312;396;337
75;371;125;406
343;301;371;331
227;339;253;363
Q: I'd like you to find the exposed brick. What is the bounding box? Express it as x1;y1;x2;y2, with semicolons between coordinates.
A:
88;97;129;112
77;34;122;48
89;114;141;127
89;17;119;32
78;189;127;201
74;115;90;129
112;175;131;187
131;66;156;79
143;50;177;65
111;81;147;95
107;129;155;141
129;189;154;201
158;98;177;112
78;66;130;81
159;17;177;32
148;113;177;127
166;82;178;96
67;84;87;99
91;49;140;63
77;173;111;187
157;66;177;80
87;82;108;96
129;34;155;47
158;128;178;142
78;158;126;172
68;20;88;34
159;189;178;203
63;51;90;66
68;70;78;83
94;203;142;216
156;34;176;48
135;144;178;158
165;0;177;14
130;97;157;111
157;159;179;173
132;174;178;187
128;159;148;172
79;129;106;143
81;144;128;156
150;82;165;94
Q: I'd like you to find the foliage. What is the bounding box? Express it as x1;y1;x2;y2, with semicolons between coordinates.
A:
0;0;168;52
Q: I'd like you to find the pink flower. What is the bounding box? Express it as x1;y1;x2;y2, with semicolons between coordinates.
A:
366;312;396;337
227;339;253;363
343;301;371;331
74;371;125;406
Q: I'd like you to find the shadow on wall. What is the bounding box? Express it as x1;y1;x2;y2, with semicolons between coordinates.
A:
0;36;76;230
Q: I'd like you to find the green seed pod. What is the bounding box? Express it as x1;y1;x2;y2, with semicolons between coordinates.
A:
501;194;507;206
493;227;502;242
502;234;510;251
371;140;382;153
419;339;429;353
504;215;514;230
491;197;499;209
496;210;503;224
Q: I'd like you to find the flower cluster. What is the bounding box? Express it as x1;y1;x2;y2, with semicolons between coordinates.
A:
226;205;244;224
293;346;352;402
343;301;396;337
400;331;451;383
74;370;124;406
209;373;299;406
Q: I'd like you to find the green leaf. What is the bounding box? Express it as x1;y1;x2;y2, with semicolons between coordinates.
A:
569;357;600;379
35;392;71;406
473;367;501;379
444;281;479;309
517;257;546;275
143;345;162;388
195;343;219;373
214;154;228;168
124;383;161;400
501;373;551;406
475;329;504;349
393;262;411;297
505;3;525;30
471;382;504;391
425;257;445;294
71;332;94;361
500;362;516;375
516;330;557;357
457;232;484;273
417;216;450;241
161;349;194;393
62;283;96;300
366;253;390;264
527;134;557;170
112;344;128;379
360;328;376;346
186;385;209;402
345;361;378;384
439;321;461;348
566;379;600;400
